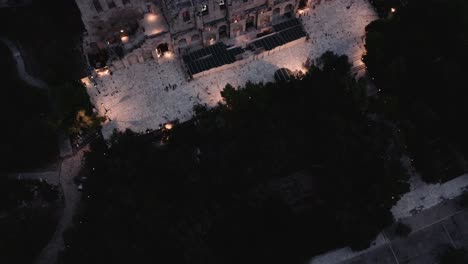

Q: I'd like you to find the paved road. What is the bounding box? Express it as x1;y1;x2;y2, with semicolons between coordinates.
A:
0;37;48;90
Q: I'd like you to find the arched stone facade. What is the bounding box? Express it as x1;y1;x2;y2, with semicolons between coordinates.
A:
178;38;188;48
272;7;281;20
284;4;294;17
191;34;201;43
218;25;228;39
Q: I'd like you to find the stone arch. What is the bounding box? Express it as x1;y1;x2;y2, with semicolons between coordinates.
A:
142;45;154;59
178;38;188;48
133;48;145;63
218;25;228;39
206;33;217;45
284;4;294;17
246;15;255;30
126;54;139;65
273;7;281;20
191;34;201;43
156;43;169;56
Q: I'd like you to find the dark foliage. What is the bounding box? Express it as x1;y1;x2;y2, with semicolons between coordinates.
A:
368;0;401;18
0;0;91;171
59;53;409;264
50;81;104;135
0;43;58;171
0;0;86;83
364;0;468;183
0;176;60;264
439;248;468;264
459;192;468;208
394;222;412;237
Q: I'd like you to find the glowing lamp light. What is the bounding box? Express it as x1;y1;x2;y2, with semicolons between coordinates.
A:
391;8;396;13
146;13;157;22
164;123;173;130
162;51;174;59
96;67;110;77
120;29;124;33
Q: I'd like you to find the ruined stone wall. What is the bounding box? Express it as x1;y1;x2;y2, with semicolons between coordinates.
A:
161;0;197;35
75;0;152;43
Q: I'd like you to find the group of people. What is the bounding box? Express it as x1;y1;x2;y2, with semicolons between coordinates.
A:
164;83;178;91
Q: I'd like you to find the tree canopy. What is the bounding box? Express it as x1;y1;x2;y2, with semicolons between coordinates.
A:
59;53;409;264
0;175;60;264
0;43;58;171
439;248;468;264
50;81;104;136
364;0;468;182
0;0;86;83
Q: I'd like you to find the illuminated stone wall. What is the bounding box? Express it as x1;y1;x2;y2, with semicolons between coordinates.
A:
75;0;302;64
161;0;299;51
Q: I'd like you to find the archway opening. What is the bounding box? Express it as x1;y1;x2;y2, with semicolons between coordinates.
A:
246;16;255;30
218;25;228;39
191;34;200;43
178;38;188;48
156;43;169;57
273;8;281;21
206;34;217;45
284;4;293;18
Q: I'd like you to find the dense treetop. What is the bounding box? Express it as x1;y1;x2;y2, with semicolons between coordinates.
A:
0;0;85;82
365;0;468;182
59;53;409;264
0;175;60;264
0;43;57;171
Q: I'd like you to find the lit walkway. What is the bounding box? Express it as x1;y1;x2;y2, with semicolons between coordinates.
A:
310;173;468;264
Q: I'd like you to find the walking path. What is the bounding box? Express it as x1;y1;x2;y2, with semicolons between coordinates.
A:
0;37;48;90
34;147;87;264
11;170;60;186
310;174;468;264
335;197;468;264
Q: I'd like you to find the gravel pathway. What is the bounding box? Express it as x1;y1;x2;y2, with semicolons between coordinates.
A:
34;147;88;264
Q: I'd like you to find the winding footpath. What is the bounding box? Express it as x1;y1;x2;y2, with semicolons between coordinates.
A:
34;147;87;264
2;36;83;264
0;37;48;90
